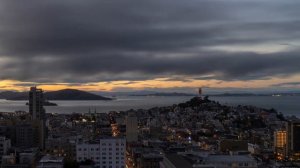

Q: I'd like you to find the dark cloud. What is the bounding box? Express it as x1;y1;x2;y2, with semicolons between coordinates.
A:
0;0;300;83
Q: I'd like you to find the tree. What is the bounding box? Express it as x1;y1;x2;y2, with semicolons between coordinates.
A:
64;159;79;168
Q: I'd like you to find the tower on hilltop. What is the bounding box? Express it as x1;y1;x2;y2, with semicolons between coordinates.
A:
198;87;204;99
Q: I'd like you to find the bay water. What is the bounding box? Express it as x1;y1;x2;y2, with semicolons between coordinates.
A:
0;96;299;117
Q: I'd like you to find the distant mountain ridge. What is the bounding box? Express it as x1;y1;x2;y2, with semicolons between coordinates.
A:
130;92;196;96
209;92;300;97
0;89;112;100
94;91;197;97
0;91;27;100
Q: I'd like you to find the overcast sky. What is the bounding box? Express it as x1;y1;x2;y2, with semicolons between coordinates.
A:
0;0;300;92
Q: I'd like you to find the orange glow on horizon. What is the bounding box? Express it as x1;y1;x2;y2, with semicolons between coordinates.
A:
0;74;300;92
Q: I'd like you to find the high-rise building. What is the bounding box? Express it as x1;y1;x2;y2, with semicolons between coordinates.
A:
274;130;287;160
0;121;45;149
15;123;39;148
29;86;46;149
0;87;46;150
15;121;45;149
76;137;126;168
29;86;45;120
286;120;300;160
125;112;138;142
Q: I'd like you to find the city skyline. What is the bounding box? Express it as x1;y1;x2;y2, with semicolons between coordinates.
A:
1;0;300;92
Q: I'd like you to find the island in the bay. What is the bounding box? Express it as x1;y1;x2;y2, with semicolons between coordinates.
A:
0;89;112;106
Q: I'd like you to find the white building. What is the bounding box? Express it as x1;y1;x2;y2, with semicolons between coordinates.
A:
76;137;126;168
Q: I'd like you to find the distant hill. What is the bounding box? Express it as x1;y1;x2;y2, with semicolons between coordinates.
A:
0;91;28;100
93;90;158;96
209;92;300;97
45;89;112;100
130;92;196;97
0;89;112;100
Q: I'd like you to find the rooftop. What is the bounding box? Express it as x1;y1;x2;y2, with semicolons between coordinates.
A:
166;154;194;168
205;155;256;163
39;155;64;163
